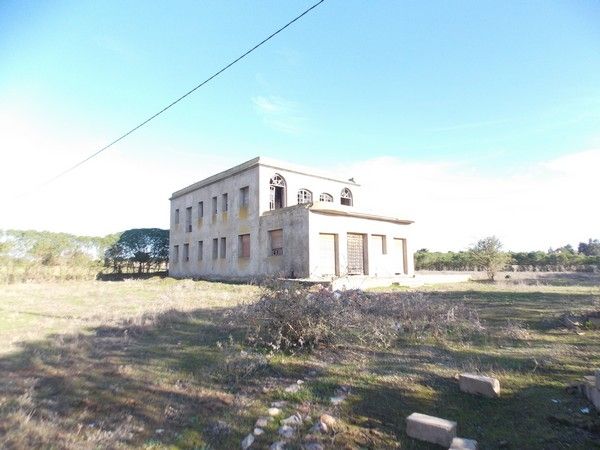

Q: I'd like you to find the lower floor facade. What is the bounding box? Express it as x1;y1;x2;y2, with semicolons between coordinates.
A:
168;203;414;280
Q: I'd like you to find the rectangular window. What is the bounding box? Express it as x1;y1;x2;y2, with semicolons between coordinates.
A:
174;208;180;225
222;193;228;212
198;240;203;261
239;186;249;208
269;229;283;256
212;238;218;259
239;234;250;258
198;201;204;219
173;245;179;262
372;234;387;254
212;196;218;215
185;207;192;232
220;237;227;259
183;243;189;261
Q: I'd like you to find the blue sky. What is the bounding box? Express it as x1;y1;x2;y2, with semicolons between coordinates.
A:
1;1;599;250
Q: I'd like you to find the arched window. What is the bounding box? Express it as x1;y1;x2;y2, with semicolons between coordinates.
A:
269;174;286;210
297;188;313;204
319;193;333;202
340;188;353;206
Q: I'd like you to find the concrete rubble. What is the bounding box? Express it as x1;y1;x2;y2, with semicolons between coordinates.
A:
459;373;500;398
406;412;457;447
581;370;600;410
449;437;479;449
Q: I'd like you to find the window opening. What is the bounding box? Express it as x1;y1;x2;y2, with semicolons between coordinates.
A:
319;193;333;202
297;188;312;204
220;237;227;259
269;174;286;210
341;188;353;206
185;207;192;232
269;229;283;256
239;234;250;258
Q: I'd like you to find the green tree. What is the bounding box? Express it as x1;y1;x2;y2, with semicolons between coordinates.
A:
578;239;600;257
469;236;509;281
104;228;169;274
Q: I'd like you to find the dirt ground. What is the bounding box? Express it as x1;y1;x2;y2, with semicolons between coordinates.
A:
1;275;599;449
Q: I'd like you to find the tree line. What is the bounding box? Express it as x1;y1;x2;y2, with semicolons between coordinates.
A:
0;228;169;283
416;238;600;274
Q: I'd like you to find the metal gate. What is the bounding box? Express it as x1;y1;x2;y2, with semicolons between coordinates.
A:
347;233;364;275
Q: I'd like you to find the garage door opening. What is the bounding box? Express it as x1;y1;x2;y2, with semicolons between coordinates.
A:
317;233;338;277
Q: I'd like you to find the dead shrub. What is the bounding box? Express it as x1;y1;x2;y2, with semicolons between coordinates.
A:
234;284;485;353
499;320;532;342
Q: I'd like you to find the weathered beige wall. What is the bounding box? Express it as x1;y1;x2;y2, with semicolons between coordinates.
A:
169;165;261;278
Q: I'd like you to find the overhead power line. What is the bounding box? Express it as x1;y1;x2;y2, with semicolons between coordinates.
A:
36;0;326;190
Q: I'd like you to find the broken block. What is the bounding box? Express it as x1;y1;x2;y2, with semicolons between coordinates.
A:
459;373;500;398
406;412;457;447
449;437;478;449
583;376;600;410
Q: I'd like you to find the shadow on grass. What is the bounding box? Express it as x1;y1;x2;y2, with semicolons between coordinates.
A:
0;305;297;449
347;343;600;449
1;286;599;449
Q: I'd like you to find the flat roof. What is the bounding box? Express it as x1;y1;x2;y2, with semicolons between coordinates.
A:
261;202;414;225
170;156;360;200
309;203;414;225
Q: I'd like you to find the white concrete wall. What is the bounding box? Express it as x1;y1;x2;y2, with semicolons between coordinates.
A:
258;164;361;215
308;210;414;278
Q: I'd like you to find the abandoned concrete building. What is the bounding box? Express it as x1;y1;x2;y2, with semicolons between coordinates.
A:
168;157;414;282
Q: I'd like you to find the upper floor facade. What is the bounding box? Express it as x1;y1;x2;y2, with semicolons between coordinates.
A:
169;156;362;232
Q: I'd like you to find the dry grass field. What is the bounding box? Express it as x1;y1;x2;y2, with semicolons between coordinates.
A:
1;275;599;449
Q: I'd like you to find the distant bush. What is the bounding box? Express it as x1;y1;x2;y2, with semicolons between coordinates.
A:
415;239;600;273
235;284;485;353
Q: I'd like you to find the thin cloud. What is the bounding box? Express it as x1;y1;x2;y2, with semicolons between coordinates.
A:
426;117;515;132
252;95;306;135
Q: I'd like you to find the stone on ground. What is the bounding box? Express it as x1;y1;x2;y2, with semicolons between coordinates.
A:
459;373;500;398
281;414;303;426
285;384;301;393
241;433;254;449
278;424;295;438
270;441;286;450
310;421;325;434
330;395;346;405
319;414;336;429
256;417;272;428
253;428;264;436
304;443;324;450
406;412;457;447
271;400;287;408
582;375;600;410
268;407;282;417
449;437;479;449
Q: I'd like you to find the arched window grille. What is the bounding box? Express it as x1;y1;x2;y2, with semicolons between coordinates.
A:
319;193;333;202
269;174;286;210
340;188;353;206
297;188;313;204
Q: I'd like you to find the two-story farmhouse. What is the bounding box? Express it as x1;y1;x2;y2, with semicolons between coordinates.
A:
169;157;414;281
